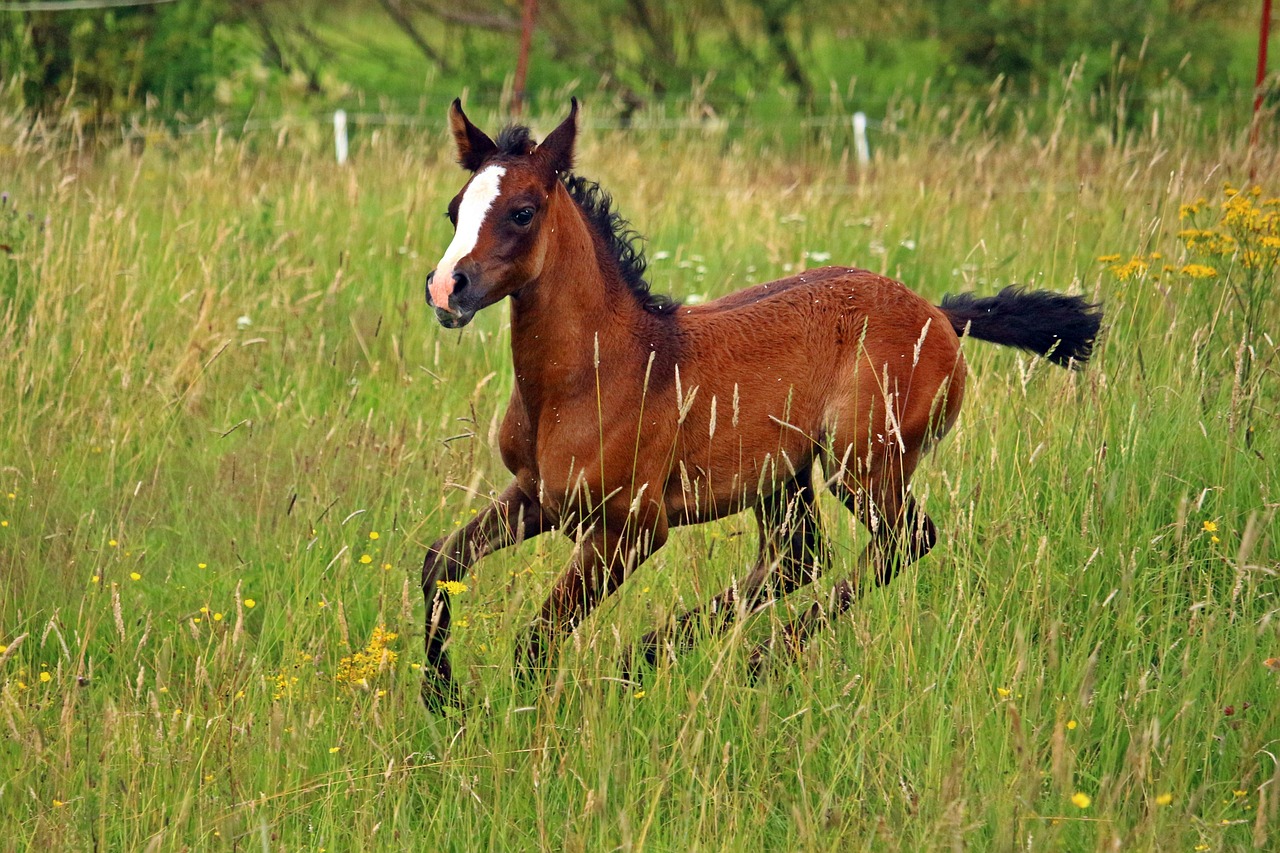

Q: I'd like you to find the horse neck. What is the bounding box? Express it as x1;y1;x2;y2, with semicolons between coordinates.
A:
508;186;647;403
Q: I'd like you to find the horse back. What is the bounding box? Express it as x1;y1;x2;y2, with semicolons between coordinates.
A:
661;267;966;516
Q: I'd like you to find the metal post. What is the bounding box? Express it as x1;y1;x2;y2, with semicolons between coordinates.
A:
513;0;539;116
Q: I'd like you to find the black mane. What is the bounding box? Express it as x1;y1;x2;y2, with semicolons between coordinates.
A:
495;124;535;156
560;173;679;316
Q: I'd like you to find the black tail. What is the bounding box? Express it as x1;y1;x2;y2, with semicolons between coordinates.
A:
939;286;1102;369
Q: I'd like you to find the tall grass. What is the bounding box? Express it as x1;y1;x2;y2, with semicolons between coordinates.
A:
1;98;1276;851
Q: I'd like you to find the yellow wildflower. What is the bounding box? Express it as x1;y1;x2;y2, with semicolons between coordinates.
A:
369;531;380;540
1066;719;1078;730
1108;257;1149;280
1155;792;1173;806
437;580;467;595
1180;264;1217;279
335;626;400;686
1203;520;1217;533
996;687;1011;698
129;572;141;581
39;671;52;683
1096;254;1122;263
244;598;256;608
1071;792;1092;809
360;554;373;565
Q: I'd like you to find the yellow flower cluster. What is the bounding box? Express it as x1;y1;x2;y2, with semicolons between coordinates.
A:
1105;256;1152;281
1178;184;1280;270
273;671;298;700
270;652;314;700
1178;198;1209;220
334;626;399;686
1104;184;1278;285
1178;229;1236;256
1179;264;1217;279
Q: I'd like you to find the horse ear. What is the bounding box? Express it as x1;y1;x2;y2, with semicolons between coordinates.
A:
449;98;497;171
537;97;579;174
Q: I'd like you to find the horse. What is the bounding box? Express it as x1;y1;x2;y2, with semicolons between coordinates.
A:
418;98;1101;711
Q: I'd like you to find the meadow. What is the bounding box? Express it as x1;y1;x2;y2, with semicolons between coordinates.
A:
1;96;1277;851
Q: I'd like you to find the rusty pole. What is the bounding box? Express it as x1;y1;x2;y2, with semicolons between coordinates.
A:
513;0;539;116
1251;0;1272;153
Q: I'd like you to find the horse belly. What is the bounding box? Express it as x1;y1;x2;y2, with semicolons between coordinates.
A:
663;425;821;525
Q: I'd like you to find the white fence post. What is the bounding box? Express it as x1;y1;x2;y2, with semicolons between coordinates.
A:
334;109;349;165
852;111;870;167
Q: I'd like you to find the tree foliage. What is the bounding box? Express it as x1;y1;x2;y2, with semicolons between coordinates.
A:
0;0;1260;121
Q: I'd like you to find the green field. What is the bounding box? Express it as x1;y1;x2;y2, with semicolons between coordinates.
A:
1;98;1277;850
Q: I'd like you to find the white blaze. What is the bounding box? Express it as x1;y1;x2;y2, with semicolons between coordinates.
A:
430;164;506;310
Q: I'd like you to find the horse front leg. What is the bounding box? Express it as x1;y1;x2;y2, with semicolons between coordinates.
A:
516;509;668;682
421;481;545;712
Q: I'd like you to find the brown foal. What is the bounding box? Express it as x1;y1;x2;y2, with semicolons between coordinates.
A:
418;98;1101;711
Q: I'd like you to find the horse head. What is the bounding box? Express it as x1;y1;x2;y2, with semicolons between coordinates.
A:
426;98;579;328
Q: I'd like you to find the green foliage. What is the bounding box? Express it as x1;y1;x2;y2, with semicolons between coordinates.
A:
0;0;1265;126
2;0;242;117
927;0;1232;91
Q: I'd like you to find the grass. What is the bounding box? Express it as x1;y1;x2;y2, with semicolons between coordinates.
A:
1;96;1277;851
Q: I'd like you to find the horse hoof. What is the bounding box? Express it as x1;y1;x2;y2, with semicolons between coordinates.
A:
628;630;665;672
421;671;461;714
746;642;773;683
618;646;650;686
514;626;554;683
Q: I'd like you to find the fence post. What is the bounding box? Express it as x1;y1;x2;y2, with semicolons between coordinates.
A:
334;109;349;165
852;111;870;166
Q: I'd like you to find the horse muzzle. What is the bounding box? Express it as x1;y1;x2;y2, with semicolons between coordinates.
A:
434;305;474;328
426;269;476;328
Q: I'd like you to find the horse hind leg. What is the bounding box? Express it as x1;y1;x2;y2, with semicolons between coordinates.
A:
749;449;936;677
632;466;828;673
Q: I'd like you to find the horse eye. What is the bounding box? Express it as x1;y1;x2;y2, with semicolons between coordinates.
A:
511;207;535;226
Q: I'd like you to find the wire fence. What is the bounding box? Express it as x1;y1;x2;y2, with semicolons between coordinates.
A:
0;0;176;10
4;87;1269;163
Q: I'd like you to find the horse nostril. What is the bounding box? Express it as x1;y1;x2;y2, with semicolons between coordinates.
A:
452;271;469;292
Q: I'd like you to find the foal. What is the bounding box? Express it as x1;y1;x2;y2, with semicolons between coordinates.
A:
419;99;1101;710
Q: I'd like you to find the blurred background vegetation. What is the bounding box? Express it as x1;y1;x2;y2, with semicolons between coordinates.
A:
0;0;1271;130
